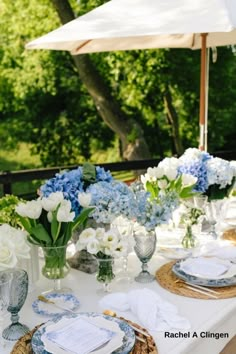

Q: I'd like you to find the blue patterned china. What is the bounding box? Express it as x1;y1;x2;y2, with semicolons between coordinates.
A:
31;312;135;354
172;260;236;287
32;293;80;317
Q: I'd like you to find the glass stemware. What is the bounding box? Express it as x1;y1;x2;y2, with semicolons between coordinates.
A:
111;221;134;284
0;271;12;346
2;269;29;341
133;229;156;283
41;244;71;294
205;200;223;239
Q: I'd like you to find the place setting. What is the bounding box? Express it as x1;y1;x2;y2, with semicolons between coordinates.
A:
155;251;236;300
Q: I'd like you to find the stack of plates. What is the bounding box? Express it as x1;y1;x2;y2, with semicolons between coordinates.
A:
31;312;135;354
172;256;236;287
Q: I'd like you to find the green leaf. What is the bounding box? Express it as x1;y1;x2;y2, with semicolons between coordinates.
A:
146;181;158;199
30;224;52;245
17;216;32;234
82;162;96;184
179;185;196;199
72;207;94;231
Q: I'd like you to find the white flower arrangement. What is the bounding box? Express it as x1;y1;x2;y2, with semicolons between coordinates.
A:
0;224;31;270
15;191;93;247
141;156;197;200
75;227;128;258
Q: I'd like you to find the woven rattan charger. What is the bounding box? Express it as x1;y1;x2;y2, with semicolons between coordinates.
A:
156;261;236;300
11;317;158;354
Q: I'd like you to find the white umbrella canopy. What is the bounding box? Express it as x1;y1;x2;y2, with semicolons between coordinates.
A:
26;0;236;151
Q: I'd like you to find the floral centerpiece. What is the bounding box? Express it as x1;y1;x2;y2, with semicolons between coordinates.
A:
40;163;113;217
15;191;93;282
134;157;198;231
178;148;236;200
76;227;127;290
0;224;30;270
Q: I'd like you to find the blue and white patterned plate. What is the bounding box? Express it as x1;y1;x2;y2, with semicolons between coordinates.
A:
172;260;236;287
32;293;80;317
31;312;135;354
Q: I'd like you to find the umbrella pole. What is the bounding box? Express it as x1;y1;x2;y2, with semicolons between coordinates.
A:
199;33;208;151
204;48;210;152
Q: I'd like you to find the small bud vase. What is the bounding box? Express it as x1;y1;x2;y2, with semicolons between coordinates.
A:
182;225;197;248
95;256;115;293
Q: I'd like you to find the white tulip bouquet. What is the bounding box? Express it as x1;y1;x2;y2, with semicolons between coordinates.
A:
15;191;93;247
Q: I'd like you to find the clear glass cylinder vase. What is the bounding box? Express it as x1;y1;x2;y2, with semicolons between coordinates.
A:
41;244;70;293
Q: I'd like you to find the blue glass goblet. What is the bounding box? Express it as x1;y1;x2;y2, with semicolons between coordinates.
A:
2;269;29;341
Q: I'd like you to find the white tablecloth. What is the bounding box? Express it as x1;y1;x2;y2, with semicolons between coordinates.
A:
3;253;236;354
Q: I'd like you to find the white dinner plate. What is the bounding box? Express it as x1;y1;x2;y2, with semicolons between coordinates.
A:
31;312;135;354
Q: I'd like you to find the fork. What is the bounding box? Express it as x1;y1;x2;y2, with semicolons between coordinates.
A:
175;279;220;298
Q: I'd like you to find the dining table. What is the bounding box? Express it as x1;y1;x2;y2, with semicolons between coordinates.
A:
2;252;236;354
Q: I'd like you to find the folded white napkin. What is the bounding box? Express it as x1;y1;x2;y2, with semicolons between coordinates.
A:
180;257;231;278
99;288;190;332
198;241;236;262
42;315;124;354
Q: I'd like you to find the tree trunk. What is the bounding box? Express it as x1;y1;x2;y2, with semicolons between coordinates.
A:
50;0;151;161
163;88;184;156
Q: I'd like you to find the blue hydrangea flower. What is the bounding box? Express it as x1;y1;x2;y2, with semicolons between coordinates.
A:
40;166;113;216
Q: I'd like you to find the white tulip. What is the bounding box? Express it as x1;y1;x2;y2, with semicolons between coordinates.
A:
57;199;75;222
164;168;178;181
16;200;42;219
47;211;53;223
182;173;197;186
78;192;92;208
41;191;64;211
157;179;168;189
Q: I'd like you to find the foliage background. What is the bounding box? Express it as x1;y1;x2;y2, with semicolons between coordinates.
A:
0;0;236;174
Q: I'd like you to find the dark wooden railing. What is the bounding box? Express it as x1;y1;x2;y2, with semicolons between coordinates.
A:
0;150;235;199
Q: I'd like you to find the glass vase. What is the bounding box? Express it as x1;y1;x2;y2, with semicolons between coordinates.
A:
2;269;29;341
41;244;71;294
182;225;197;248
134;230;156;283
95;257;115;293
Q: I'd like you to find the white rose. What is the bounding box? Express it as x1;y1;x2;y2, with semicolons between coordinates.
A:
41;192;64;211
0;244;18;270
16;200;42;219
56;200;75;222
78;192;92;208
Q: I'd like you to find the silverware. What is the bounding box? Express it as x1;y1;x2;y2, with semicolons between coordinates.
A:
103;310;150;338
37;295;77;313
175;280;219;298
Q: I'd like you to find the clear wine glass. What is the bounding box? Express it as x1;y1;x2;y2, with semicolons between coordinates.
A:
111;220;134;284
0;271;12;346
205;200;223;239
2;269;29;341
133;229;156;283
